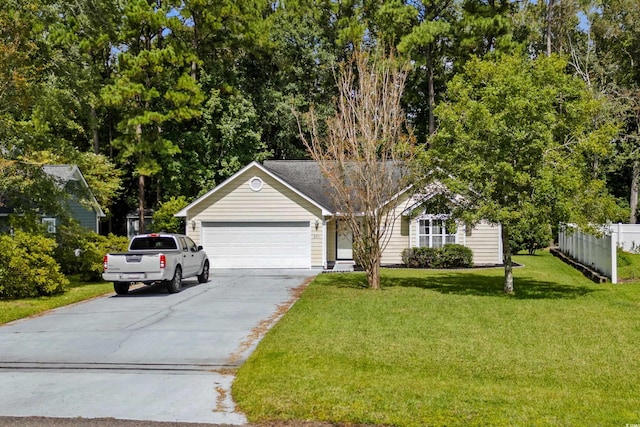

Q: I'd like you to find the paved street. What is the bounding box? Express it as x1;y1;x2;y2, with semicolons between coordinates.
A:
0;269;318;425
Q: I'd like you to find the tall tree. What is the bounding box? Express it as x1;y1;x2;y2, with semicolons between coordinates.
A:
102;0;203;233
298;49;415;290
428;53;620;293
454;0;518;62
592;0;640;223
398;0;456;138
49;0;121;155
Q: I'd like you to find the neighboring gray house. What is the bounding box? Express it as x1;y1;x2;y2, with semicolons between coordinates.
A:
176;161;503;270
0;165;105;233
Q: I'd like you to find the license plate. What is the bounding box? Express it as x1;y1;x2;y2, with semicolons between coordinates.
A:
123;273;144;280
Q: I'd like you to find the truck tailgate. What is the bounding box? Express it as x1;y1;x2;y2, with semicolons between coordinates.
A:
105;252;164;279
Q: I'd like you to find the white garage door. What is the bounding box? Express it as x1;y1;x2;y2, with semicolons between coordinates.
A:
202;221;312;268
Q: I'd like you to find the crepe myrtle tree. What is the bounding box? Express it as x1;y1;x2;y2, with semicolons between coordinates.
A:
297;48;416;290
428;53;620;293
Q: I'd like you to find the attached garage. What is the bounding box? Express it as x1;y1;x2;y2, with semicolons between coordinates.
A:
202;221;312;269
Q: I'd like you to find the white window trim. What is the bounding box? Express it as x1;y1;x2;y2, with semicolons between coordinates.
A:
415;214;457;248
42;217;56;233
249;176;263;192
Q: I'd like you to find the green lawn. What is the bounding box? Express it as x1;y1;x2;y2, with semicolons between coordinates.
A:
233;251;640;426
0;278;113;325
618;249;640;282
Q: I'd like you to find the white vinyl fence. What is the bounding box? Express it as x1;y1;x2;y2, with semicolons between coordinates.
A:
558;223;640;284
557;225;617;284
607;223;640;253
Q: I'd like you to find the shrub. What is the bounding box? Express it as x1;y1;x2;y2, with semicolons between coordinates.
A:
54;224;129;281
510;218;552;255
0;231;68;299
439;244;474;268
152;196;188;233
77;233;129;281
401;244;474;269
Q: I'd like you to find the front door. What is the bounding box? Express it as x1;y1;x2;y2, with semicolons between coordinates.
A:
336;220;353;260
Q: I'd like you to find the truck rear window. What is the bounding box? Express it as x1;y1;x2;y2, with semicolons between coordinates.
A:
130;237;178;250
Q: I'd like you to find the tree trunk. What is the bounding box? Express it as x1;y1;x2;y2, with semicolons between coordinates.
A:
427;43;435;136
546;0;554;57
631;159;639;223
91;105;99;154
138;174;145;234
137;124;145;234
367;255;381;290
502;225;514;293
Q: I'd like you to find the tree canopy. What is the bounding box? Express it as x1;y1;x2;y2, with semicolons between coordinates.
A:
428;53;621;292
0;0;637;268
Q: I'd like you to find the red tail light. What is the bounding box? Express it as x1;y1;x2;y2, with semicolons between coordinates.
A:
103;255;108;271
160;254;166;269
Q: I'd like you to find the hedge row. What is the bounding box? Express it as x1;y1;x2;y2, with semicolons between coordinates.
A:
401;244;473;269
0;227;129;300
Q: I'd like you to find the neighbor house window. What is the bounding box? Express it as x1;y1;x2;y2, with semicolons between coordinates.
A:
417;216;456;248
42;217;56;234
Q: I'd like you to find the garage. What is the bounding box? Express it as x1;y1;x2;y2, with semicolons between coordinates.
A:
202;221;312;268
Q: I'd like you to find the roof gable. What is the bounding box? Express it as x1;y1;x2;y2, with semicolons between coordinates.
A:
42;165;105;217
175;162;333;217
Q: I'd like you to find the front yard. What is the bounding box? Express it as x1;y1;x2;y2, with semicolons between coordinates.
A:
233;251;640;426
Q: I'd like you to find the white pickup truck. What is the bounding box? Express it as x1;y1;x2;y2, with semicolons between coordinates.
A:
102;233;209;295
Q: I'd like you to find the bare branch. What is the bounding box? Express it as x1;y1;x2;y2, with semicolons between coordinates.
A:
295;48;415;289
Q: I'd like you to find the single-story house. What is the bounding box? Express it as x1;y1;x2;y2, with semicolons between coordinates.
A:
175;160;503;269
0;165;105;234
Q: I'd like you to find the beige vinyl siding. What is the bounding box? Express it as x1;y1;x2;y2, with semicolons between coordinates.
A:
380;194;413;265
186;167;324;267
465;221;502;265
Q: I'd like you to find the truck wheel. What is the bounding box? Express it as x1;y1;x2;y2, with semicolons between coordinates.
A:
114;282;130;295
166;266;182;293
197;261;209;283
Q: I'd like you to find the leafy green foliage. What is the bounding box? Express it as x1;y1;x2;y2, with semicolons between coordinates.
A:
0;231;68;299
201;89;270;183
509;212;553;255
54;223;128;281
152;196;188;233
401;244;473;268
429;53;620;291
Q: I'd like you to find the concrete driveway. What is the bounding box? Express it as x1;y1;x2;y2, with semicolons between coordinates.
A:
0;269;319;425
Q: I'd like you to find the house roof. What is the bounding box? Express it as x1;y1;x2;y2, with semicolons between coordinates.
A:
43;165;105;217
262;160;335;211
42;165;78;187
176;160;421;218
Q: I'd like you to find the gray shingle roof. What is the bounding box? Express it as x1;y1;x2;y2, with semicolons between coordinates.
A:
263;160;411;213
262;160;335;210
42;165;77;188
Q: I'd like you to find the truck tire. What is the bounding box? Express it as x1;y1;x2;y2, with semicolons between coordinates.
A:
166;266;182;293
114;282;130;295
197;261;209;283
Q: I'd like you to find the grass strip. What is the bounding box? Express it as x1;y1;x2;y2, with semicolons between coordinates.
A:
0;278;113;325
234;251;640;426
